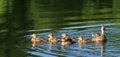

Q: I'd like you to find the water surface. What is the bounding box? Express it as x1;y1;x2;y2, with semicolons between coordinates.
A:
0;0;120;57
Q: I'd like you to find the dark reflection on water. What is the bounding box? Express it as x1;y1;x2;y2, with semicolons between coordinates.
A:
0;0;120;57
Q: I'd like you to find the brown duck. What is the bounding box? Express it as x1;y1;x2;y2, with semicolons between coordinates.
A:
92;25;107;43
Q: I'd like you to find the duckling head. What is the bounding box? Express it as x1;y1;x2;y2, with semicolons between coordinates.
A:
32;33;37;38
48;33;54;38
61;33;67;38
78;36;83;41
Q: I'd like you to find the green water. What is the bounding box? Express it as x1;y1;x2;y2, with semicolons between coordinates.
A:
0;0;120;57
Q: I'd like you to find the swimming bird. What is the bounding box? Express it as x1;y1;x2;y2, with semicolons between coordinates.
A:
78;36;91;44
61;33;76;46
92;25;107;43
31;33;46;48
48;33;60;44
31;33;46;43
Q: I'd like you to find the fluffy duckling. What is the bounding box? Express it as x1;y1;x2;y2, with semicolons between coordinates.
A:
61;37;71;46
31;33;46;43
92;25;107;43
61;33;76;46
48;33;60;44
78;36;91;44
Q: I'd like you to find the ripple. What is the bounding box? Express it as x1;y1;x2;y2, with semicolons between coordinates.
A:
27;28;51;32
61;23;120;30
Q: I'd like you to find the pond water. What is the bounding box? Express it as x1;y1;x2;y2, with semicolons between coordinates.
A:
25;19;120;57
0;0;120;57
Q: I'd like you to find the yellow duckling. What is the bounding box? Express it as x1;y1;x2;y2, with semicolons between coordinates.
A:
61;33;76;46
92;25;107;43
48;33;60;44
78;36;91;44
61;38;71;46
31;33;46;43
31;33;46;48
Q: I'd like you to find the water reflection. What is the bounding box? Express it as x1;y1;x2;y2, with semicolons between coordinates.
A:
94;41;106;56
48;43;52;52
100;42;105;56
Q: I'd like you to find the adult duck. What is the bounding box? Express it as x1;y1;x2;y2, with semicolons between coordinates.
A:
92;25;107;43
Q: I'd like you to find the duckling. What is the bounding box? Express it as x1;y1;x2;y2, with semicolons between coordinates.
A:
31;33;46;43
61;37;71;46
78;36;91;44
61;33;76;45
92;25;107;43
48;33;60;44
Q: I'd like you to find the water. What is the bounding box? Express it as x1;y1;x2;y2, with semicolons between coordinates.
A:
0;0;120;57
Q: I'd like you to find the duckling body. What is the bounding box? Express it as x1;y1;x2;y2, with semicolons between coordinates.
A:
31;33;45;48
61;33;76;46
61;37;70;46
92;26;107;43
31;33;45;43
78;36;91;44
48;33;60;44
61;41;70;46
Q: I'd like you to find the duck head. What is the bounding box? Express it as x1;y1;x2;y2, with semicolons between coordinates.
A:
48;33;54;38
78;36;83;41
61;33;67;38
32;33;37;38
